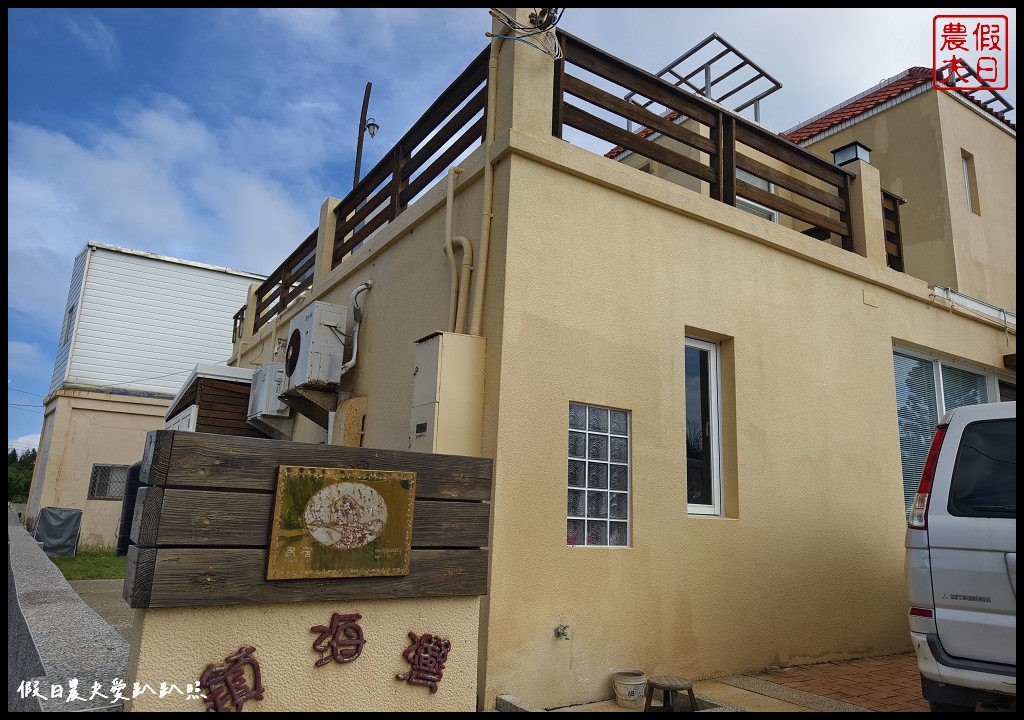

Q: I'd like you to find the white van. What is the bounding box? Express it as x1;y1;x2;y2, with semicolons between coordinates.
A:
905;400;1016;712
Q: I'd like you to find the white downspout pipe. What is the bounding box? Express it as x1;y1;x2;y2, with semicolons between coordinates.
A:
468;34;502;336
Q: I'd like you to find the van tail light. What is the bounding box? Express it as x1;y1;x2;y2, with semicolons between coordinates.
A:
908;423;948;530
909;607;934;618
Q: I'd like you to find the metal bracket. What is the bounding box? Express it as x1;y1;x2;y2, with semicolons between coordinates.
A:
280;387;351;429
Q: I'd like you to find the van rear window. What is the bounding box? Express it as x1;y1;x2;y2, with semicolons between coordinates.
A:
949;419;1016;518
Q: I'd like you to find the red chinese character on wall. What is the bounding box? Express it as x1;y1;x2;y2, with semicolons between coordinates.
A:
396;632;451;693
310;613;366;667
199;646;265;712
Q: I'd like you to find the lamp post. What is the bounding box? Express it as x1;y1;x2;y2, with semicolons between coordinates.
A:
353;81;379;189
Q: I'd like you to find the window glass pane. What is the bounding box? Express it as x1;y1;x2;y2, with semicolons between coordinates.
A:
685;344;713;506
587;434;608;461
587;462;608;489
568;431;586;458
737;199;774;221
586;521;607;546
610;437;628;463
87;464;129;500
609;522;628;546
609;410;629;435
941;365;988;411
609;492;628;519
567;519;584;546
568;489;585;517
568;460;586;487
588;406;609;432
893;352;939;517
736;168;769;191
949;420;1016;518
587;491;608;518
569;403;587;430
609;465;629;491
999;381;1016;402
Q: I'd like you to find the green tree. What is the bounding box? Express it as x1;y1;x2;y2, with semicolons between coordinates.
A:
8;447;36;503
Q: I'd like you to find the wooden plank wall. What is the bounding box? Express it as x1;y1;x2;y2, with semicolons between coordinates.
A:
124;431;493;609
194;377;266;437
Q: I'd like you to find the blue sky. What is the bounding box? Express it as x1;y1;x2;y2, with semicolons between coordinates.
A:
7;8;1017;452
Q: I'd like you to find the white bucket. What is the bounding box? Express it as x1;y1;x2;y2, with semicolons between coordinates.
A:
611;668;647;709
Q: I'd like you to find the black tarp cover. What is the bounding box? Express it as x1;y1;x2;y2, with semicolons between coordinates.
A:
34;507;83;558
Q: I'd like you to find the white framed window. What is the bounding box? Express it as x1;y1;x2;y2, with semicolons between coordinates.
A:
892;346;1014;517
59;304;76;347
685;337;723;516
961;149;981;216
736;168;778;223
87;464;130;500
567;403;630;547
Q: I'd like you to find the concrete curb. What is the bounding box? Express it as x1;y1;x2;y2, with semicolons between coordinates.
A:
7;508;129;712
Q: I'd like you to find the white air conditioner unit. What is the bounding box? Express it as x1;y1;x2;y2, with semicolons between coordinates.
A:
283;301;348;392
248;362;290;420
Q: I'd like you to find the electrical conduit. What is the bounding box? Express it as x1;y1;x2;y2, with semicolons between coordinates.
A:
467;34;502;337
444;167;473;333
338;281;373;378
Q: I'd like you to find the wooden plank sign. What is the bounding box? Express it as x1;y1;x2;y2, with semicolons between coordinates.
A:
267;466;416;580
124;430;492;608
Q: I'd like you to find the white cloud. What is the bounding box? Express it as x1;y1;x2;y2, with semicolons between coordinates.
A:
6;92;316;339
65;13;121;67
7;342;53;382
257;8;345;45
8;434;41;453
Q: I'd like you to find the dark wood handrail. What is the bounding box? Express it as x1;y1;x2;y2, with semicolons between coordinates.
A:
245;46;489;334
332;47;489;268
554;29;854;248
882;190;907;272
251;229;317;332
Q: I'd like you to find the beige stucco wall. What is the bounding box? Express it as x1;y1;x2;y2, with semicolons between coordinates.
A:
231;155;488;452
475;133;1014;709
213;19;1013;710
934;92;1017;313
126;596;480;712
25;389;170;549
804;90;1016;313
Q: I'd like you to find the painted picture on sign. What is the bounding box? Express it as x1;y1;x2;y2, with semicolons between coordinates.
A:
267;466;416;580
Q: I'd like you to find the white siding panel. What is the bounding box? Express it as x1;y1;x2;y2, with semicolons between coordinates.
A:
49;247;89;393
66;247;260;395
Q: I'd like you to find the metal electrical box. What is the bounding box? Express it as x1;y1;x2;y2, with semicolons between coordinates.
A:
410;332;485;456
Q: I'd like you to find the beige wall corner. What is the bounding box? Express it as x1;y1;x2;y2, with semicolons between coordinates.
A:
126;596;480;712
312;197;343;295
492;8;557;141
845;159;888;267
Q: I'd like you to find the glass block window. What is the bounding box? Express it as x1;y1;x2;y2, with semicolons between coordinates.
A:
567;403;630;547
87;464;130;500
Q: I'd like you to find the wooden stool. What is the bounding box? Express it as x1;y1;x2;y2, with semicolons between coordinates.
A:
644;675;697;712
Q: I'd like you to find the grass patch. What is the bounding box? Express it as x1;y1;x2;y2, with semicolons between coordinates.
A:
51;549;127;581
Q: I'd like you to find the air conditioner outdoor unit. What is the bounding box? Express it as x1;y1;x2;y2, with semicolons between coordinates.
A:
284;301;348;392
247;362;290;420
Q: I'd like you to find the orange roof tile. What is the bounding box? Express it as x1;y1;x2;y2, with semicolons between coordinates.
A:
783;67;1015;143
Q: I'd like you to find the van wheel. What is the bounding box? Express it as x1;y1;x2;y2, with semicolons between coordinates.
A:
928;700;975;712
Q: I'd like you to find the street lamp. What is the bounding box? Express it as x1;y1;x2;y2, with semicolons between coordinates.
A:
353;81;379;189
